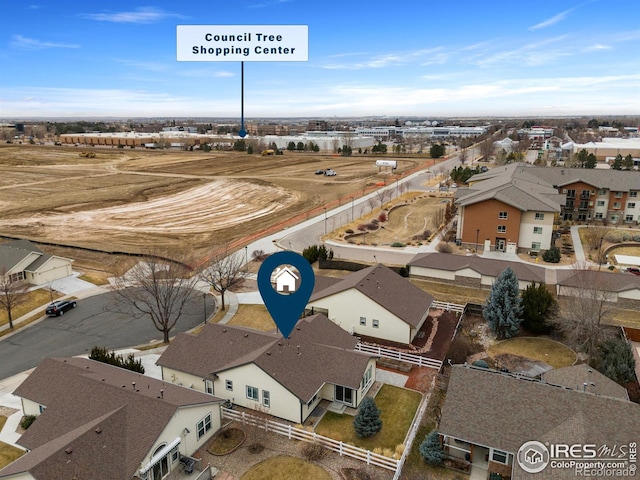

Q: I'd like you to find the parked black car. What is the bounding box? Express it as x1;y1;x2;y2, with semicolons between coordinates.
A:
45;300;77;317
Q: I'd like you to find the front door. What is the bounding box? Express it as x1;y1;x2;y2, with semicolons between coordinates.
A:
151;455;168;480
335;385;353;405
496;238;506;251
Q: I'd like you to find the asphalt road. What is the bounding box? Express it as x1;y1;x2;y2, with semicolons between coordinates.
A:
0;289;216;379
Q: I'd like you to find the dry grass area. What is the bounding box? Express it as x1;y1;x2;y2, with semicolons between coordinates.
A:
0;416;25;469
226;304;275;331
239;455;332;480
409;279;487;305
0;289;61;328
486;337;577;369
0;145;429;258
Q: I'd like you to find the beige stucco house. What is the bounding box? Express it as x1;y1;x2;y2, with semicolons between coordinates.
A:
0;357;223;480
306;264;434;345
0;239;73;286
157;314;377;424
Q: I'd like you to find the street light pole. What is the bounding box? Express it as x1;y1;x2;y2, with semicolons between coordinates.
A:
245;246;248;265
323;207;327;235
203;292;207;326
476;228;480;255
351;197;354;222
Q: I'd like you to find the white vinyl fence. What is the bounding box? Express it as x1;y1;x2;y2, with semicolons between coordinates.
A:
355;343;443;370
221;407;401;473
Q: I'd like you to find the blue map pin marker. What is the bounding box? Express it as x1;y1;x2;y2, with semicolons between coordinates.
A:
257;251;315;339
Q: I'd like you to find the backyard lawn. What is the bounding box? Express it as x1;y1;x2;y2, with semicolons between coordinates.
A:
487;337;576;369
315;385;421;453
240;455;332;480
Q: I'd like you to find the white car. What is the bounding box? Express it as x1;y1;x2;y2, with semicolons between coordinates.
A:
324;169;337;176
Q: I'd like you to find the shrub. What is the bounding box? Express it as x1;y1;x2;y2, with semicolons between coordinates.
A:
419;430;444;466
371;218;379;225
391;242;405;248
89;346;145;373
21;415;37;430
378;212;387;222
436;242;452;253
594;338;636;385
251;249;267;262
446;334;480;364
345;229;354;234
353;397;382;438
366;223;378;230
302;245;320;263
357;224;367;232
542;246;561;263
300;442;328;461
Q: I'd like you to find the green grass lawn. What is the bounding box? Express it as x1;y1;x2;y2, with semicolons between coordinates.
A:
240;455;332;480
487;337;576;369
315;385;422;453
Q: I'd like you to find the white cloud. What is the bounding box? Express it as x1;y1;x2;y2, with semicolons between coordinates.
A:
81;7;186;24
529;9;573;31
321;47;444;70
10;34;79;50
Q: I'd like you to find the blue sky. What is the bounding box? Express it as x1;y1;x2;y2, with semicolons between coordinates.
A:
1;0;639;118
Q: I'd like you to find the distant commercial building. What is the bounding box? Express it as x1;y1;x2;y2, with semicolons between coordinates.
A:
569;137;640;162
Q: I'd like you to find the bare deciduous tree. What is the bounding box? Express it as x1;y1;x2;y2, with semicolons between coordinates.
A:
110;251;199;343
0;269;30;329
478;138;494;162
582;225;609;265
554;263;617;358
200;245;249;311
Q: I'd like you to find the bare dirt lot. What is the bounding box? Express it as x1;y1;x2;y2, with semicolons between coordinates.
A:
0;145;430;259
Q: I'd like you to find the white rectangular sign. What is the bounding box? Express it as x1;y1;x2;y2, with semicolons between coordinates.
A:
177;25;308;62
376;160;397;168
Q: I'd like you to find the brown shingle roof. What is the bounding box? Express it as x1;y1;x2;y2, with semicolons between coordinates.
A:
408;252;547;284
0;357;222;480
542;364;629;400
157;314;376;403
309;264;434;327
439;365;640;460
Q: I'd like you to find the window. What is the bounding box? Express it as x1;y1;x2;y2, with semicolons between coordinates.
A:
531;242;541;252
598;188;607;195
359;316;366;326
307;393;318;407
171;445;179;463
628;203;636;209
534;212;544;220
262;390;270;408
625;215;634;222
630;191;638;198
566;189;576;198
596;200;605;207
498;211;508;219
492;449;508;464
595;212;604;219
615;191;623;198
611;215;619;223
246;385;259;401
497;225;506;233
361;366;373;390
613;202;621;209
372;319;379;328
8;272;24;283
197;413;212;439
205;380;214;395
533;227;543;235
225;380;233;391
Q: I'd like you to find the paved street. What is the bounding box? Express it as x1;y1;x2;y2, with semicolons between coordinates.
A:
0;289;214;379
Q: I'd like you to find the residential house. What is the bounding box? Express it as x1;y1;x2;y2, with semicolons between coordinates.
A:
407;253;547;290
438;364;640;479
306;264;434;345
156;314;377;424
0;357;223;480
0;240;73;286
556;268;640;309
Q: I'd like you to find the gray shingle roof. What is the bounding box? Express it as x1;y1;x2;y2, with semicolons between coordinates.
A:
439;365;640;460
556;268;640;292
309;264;434;327
408;252;547;284
0;239;43;273
1;357;222;480
157;314;376;403
542;364;629;400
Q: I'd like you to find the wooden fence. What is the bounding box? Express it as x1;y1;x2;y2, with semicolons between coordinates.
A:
221;407;401;473
355;343;443;370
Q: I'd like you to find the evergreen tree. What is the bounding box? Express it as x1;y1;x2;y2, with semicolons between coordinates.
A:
419;431;444;466
353;397;382;438
624;154;635;170
521;282;557;333
594;338;636;385
611;154;624;170
542;245;561;263
585;153;597;169
287;141;296;151
483;267;523;339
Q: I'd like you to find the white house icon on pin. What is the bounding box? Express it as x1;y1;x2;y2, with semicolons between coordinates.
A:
272;266;299;293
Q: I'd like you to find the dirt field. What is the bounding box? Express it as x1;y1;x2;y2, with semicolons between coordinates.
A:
0;145;430;258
